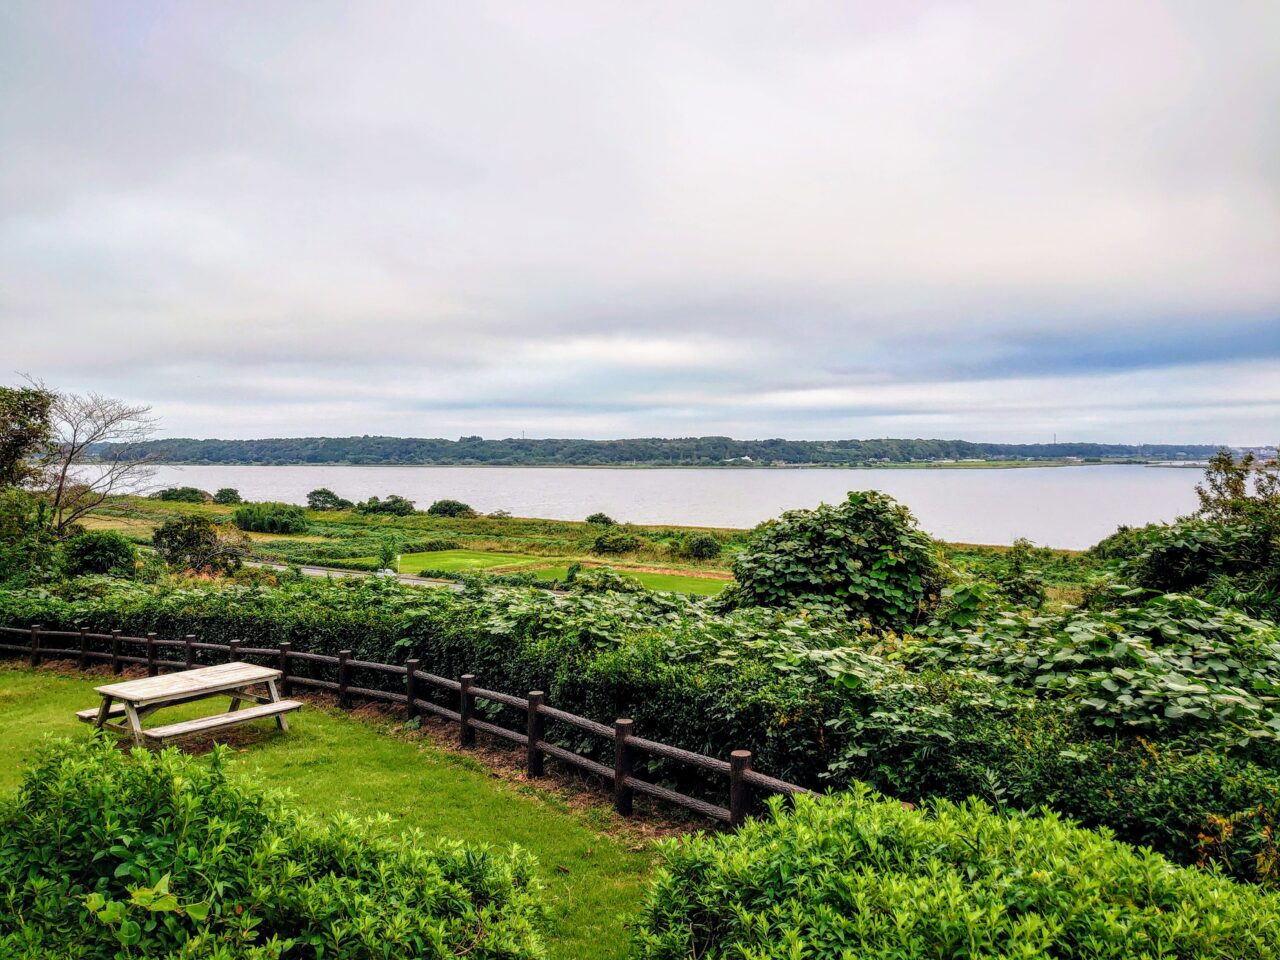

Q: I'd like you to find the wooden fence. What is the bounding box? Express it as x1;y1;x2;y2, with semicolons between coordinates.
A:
0;623;812;826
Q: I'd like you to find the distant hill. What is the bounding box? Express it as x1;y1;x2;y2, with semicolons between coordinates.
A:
91;436;1224;466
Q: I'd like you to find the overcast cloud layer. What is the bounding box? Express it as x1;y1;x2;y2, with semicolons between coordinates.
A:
2;1;1277;443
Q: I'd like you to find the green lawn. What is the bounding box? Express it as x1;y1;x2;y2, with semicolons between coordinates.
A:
353;548;548;574
0;664;654;960
529;566;732;595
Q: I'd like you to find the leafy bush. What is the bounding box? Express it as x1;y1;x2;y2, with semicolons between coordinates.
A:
147;487;209;503
306;487;353;511
567;567;644;593
679;532;721;560
633;789;1280;959
427;499;477;518
585;512;615;526
0;488;58;585
592;530;640;554
232;501;308;534
211;487;241;505
730;490;947;629
356;494;416;516
62;530;136;577
0;737;546;959
151;516;247;573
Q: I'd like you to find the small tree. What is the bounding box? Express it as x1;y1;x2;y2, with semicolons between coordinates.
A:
426;498;475;518
63;530;137;577
1197;448;1279;525
213;487;242;505
681;532;722;559
377;539;398;570
0;385;53;487
149;486;210;503
357;494;416;516
307;488;353;511
152;515;247;573
730;490;947;629
585;512;615;526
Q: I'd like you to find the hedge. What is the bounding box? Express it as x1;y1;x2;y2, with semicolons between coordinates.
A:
633;788;1280;959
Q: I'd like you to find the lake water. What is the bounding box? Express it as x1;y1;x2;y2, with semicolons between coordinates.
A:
140;463;1203;549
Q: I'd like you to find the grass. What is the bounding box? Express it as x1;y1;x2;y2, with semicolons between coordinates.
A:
0;663;655;960
529;566;731;595
363;548;547;574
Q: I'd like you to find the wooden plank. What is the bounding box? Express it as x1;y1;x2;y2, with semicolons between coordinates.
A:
141;700;302;742
94;662;280;706
77;703;127;723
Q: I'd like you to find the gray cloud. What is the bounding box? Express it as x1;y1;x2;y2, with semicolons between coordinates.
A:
2;0;1277;443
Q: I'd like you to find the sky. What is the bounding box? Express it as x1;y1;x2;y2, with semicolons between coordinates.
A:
2;1;1277;444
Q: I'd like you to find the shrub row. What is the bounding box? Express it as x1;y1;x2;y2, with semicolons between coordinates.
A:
0;737;545;959
634;789;1280;959
3;576;1280;885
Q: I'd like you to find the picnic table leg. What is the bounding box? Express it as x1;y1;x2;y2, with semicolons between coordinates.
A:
265;679;289;732
121;702;145;748
94;695;114;730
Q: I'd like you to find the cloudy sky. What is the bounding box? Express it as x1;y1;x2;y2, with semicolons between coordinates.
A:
2;1;1277;443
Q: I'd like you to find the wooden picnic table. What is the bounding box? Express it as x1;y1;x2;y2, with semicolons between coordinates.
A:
78;661;302;746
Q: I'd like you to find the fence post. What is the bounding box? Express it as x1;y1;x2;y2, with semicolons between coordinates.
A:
459;674;476;747
184;634;196;670
729;750;753;827
228;638;242;663
77;625;89;671
405;659;420;722
145;633;158;677
29;624;42;668
278;642;292;696
526;691;545;778
338;650;351;709
111;630;122;674
614;718;634;816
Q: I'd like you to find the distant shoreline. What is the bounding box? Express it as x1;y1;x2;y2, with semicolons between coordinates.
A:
138;458;1201;471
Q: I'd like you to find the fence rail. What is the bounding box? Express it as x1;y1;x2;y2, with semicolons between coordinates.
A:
0;623;812;826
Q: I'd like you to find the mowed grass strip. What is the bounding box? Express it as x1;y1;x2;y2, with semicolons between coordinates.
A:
528;567;732;595
0;664;654;960
346;548;548;574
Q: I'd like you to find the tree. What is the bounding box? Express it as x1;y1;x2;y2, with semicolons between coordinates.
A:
377;539;398;570
0;488;57;585
356;494;416;516
28;381;157;537
730;490;947;629
0;385;53;487
63;530;137;577
149;486;210;503
681;532;722;559
585;512;615;526
307;488;353;511
1197;448;1279;525
233;502;308;534
152;515;248;573
425;498;475;518
213;487;242;505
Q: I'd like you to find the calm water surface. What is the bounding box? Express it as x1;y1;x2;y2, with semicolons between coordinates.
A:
142;464;1202;550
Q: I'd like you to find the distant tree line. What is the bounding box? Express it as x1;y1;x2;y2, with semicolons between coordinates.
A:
88;435;1224;467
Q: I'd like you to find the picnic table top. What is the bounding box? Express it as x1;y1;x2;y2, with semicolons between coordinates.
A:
94;662;281;705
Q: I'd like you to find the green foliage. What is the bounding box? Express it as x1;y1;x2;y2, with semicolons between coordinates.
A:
355;494;416;516
147;487;210;503
584;512;615;526
730;490;947;629
0;736;546;960
377;539;398;570
633;789;1280;959
0;385;53;487
591;530;640;554
151;516;247;573
567;567;644;593
232;502;308;535
426;499;477;518
62;530;136;577
989;537;1047;607
306;487;353;511
1197;447;1280;523
0;488;59;585
211;487;241;505
678;532;721;560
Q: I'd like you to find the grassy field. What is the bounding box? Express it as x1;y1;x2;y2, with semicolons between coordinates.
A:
527;566;731;595
0;663;655;960
358;548;548;574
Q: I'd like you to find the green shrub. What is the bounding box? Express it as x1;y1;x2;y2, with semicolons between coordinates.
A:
585;512;615;526
633;789;1280;959
679;532;721;560
426;499;476;518
147;487;209;503
356;494;416;516
0;488;58;585
0;737;546;959
592;530;640;554
62;530;136;577
730;490;947;629
568;567;644;593
151;516;247;573
306;487;353;511
211;487;241;505
232;501;308;534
